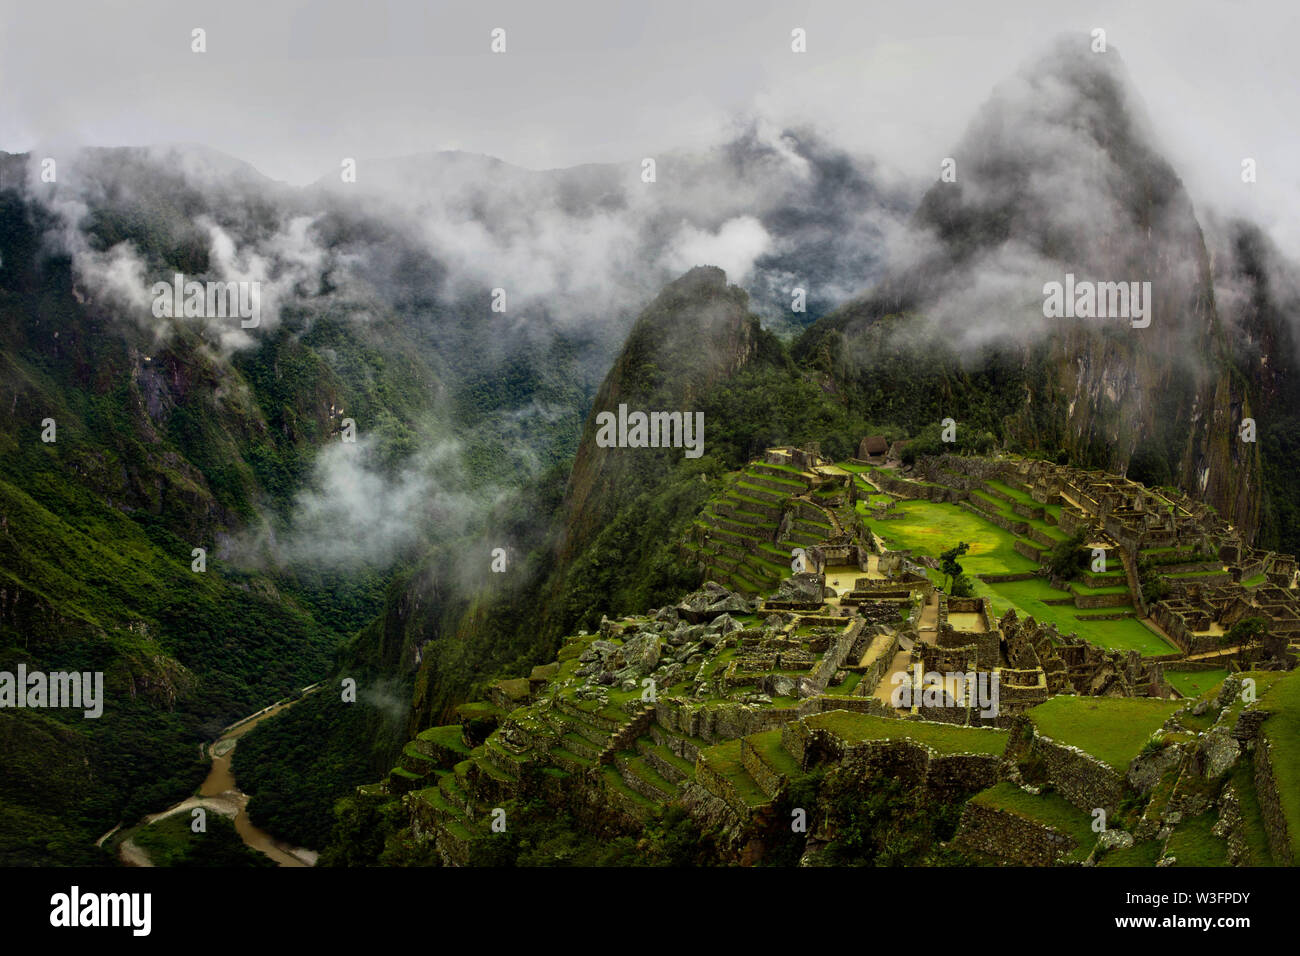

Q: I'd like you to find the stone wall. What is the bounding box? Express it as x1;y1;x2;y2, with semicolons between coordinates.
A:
1033;734;1125;814
659;699;801;744
1254;734;1294;865
952;801;1080;866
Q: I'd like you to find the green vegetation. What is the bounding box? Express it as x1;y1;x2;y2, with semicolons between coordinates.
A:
1257;671;1300;860
1165;812;1230;867
972;782;1096;861
1028;697;1183;771
939;541;971;594
1164;669;1229;699
1045;530;1087;580
818;771;972;866
1097;839;1163;867
869;499;1038;577
233;686;409;850
128;812;274;867
1225;757;1275;866
805;711;1009;757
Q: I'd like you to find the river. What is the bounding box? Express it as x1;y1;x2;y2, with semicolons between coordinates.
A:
109;684;322;867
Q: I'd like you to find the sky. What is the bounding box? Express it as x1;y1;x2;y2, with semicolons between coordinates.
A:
2;0;1298;255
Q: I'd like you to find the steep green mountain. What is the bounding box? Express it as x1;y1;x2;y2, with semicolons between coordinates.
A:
0;178;410;863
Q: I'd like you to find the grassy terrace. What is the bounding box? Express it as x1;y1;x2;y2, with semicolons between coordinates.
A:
1164;669;1229;699
1226;758;1276;866
1220;670;1291;729
805;711;1009;757
984;479;1035;505
1098;839;1163;867
744;468;806;489
970;490;1068;542
745;729;807;780
1028;696;1182;771
758;461;808;475
699;739;769;807
1258;670;1300;860
418;724;472;755
972;782;1096;861
1165;812;1230;867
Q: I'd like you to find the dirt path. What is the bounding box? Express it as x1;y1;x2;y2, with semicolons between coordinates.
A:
118;838;152;868
873;650;914;712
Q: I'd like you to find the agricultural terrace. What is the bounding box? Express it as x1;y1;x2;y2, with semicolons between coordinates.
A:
1027;696;1183;771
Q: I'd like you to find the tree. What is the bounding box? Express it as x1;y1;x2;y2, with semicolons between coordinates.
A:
1046;530;1086;581
1224;616;1269;669
939;543;970;592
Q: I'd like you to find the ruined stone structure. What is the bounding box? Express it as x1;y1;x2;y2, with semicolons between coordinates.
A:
377;446;1298;869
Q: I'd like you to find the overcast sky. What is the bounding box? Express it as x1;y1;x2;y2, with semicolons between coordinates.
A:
3;0;1298;254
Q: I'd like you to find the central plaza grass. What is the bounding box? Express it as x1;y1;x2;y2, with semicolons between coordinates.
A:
862;498;1178;655
805;711;1009;756
866;499;1038;576
1163;669;1229;699
1028;696;1183;770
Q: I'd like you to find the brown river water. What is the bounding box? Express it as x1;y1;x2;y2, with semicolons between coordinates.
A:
110;686;321;867
199;696;318;866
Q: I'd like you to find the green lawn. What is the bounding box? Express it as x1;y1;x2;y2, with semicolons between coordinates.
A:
1165;812;1230;866
1028;696;1183;771
984;479;1035;505
979;579;1178;656
863;490;1177;655
698;739;768;807
1164;669;1229;700
805;711;1009;757
1097;839;1163;867
867;499;1038;576
1225;758;1275;866
745;729;807;780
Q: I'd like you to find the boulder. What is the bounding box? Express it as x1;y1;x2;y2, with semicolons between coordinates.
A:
621;633;662;673
1199;727;1241;779
706;592;750;616
579;639;619;663
707;613;744;637
1097;829;1134;851
1127;741;1183;794
771;675;797;698
775;573;824;603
